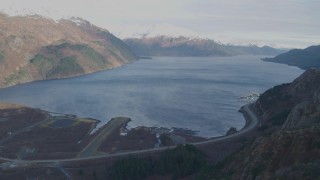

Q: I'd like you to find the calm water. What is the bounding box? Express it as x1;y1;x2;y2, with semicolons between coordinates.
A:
0;56;303;137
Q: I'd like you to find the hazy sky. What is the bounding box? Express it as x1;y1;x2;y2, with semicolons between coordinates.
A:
1;0;319;48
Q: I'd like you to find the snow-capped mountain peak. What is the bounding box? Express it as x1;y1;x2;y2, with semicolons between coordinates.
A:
109;23;205;39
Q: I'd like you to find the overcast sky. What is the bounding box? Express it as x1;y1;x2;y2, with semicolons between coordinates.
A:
1;0;319;48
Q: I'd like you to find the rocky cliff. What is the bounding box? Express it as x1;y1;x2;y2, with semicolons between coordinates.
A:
207;69;320;179
217;126;320;179
255;69;320;128
0;13;137;87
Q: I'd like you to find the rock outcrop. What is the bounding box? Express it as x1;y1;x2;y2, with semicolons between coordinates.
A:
218;127;320;179
282;92;320;130
207;69;320;179
255;69;320;127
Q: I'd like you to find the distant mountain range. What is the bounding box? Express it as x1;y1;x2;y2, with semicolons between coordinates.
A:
263;45;320;69
124;36;286;57
0;13;137;88
111;23;203;40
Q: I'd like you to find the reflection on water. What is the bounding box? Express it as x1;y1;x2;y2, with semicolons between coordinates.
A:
0;56;303;137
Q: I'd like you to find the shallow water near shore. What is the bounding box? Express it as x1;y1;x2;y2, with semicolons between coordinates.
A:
0;56;303;137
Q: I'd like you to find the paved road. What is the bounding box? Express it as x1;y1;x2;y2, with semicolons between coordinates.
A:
78;117;130;157
0;103;258;168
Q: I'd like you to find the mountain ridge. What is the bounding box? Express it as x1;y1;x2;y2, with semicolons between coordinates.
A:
263;45;320;69
124;36;286;57
0;13;137;88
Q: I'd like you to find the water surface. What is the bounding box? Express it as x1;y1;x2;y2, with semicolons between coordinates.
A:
0;56;303;137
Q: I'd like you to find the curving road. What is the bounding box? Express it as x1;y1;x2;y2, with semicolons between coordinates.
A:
0;103;259;168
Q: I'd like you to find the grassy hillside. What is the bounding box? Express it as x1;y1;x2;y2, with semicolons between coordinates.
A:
0;14;137;87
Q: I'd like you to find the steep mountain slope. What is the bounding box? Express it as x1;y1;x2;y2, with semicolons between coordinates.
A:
0;13;137;87
255;69;320;127
124;36;285;57
263;45;320;69
206;69;320;179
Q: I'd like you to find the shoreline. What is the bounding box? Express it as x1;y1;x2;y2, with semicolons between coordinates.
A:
0;58;139;89
0;101;252;140
0;102;259;166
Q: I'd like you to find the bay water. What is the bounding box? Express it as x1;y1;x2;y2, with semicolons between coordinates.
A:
0;56;303;137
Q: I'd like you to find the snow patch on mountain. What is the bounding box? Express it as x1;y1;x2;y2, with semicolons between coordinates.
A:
109;23;206;39
0;7;65;21
108;23;289;49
